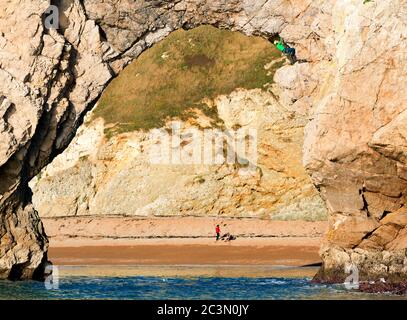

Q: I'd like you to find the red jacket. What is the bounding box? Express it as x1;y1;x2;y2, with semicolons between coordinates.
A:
216;226;220;234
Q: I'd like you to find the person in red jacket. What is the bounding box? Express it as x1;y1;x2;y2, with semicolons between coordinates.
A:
215;225;221;241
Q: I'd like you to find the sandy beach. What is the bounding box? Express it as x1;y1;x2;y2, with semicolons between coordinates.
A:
48;241;322;267
44;216;327;267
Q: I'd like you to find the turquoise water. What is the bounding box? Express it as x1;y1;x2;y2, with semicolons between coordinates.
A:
0;266;404;300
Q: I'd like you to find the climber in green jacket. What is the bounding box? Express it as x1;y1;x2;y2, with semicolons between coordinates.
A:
274;39;297;65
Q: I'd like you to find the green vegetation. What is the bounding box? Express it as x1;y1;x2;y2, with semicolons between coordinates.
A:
94;25;282;135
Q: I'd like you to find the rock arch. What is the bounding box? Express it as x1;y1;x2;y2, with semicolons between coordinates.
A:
1;0;407;283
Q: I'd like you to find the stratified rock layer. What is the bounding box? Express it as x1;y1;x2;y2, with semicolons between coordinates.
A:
1;0;407;283
30;89;327;221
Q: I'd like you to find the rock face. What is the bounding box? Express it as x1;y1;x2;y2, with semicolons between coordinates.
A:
30;89;327;221
1;0;407;283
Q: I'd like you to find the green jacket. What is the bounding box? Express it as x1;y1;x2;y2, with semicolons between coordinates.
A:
276;41;285;52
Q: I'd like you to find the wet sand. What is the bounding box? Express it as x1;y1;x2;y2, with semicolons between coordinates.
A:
57;265;321;279
48;239;322;267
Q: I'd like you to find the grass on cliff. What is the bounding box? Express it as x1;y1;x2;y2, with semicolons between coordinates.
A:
94;25;282;135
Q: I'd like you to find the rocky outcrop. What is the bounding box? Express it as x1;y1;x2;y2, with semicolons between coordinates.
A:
0;189;48;280
304;1;407;285
1;0;407;286
30;89;327;221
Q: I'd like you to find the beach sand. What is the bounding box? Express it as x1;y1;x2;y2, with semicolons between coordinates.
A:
57;264;321;279
45;217;327;267
48;243;322;267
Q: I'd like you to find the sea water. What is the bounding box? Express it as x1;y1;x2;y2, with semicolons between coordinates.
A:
0;266;404;300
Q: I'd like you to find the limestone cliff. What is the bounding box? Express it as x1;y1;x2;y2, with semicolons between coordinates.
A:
30;88;327;221
1;0;407;286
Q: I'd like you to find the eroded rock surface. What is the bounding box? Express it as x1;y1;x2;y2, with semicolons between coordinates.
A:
30;89;327;221
1;0;407;283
